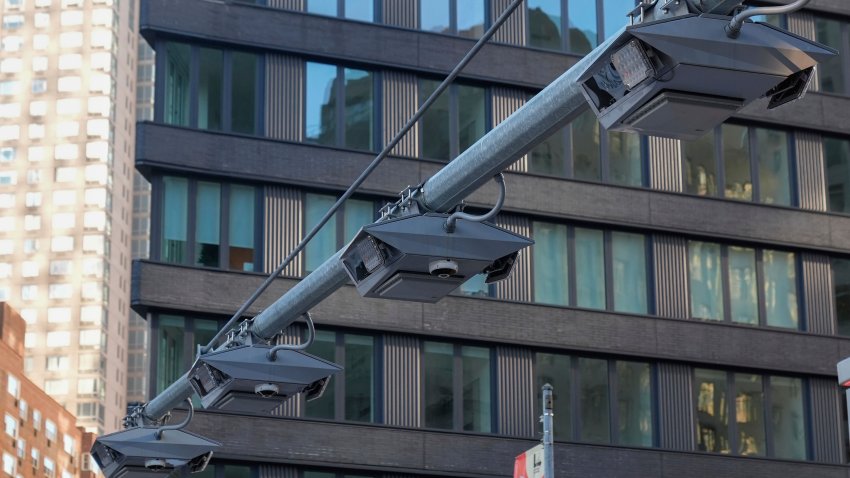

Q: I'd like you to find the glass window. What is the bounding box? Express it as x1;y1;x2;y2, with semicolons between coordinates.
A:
728;247;757;325
572;109;601;181
769;376;806;460
834;257;850;336
611;232;647;314
306;62;338;146
343;198;373;242
229;185;255;271
722;124;751;201
815;18;844;94
461;345;491;432
423;341;454;430
608;131;642;186
157;315;185;393
198;48;223;131
568;0;596;54
616;360;652;446
755;128;790;206
307;0;336;16
603;0;635;38
535;353;571;440
825;137;850;213
231;51;257;134
532;221;568;306
195;182;221;268
528;0;561;50
456;0;485;38
457;84;486;155
762;249;798;329
575;228;605;309
305;193;337;272
164;43;191;126
579;357;609;443
420;79;451;160
305;330;336;419
529;127;566;177
689;241;723;321
683;131;717;196
735;373;765;456
343;68;373;150
344;0;373;22
344;334;373;422
421;0;450;34
162;177;188;264
695;368;730;453
6;375;19;398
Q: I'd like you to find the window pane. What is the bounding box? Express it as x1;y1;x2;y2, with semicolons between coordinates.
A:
579;358;610;443
305;330;336;419
195;182;221;268
617;361;652;447
162;177;188;263
157;315;185;393
528;0;562;50
229;185;255;271
456;0;484;38
424;342;454;430
834;257;850;336
770;376;806;460
603;0;634;38
344;334;374;422
728;247;757;325
462;345;491;432
568;0;597;54
193;319;218;354
572;110;601;181
344;199;373;244
305;194;338;273
689;241;723;321
421;79;451;160
344;68;373;150
722;124;751;201
825;137;850;213
755;128;790;206
532;221;568;305
735;373;765;456
695;369;730;453
307;0;336;16
198;48;222;130
530;129;566;177
231;52;257;134
535;353;571;440
575;228;605;309
460;273;489;297
421;0;450;34
164;43;190;126
608;131;642;186
763;250;798;329
344;0;373;21
611;232;646;314
223;465;251;478
306;62;338;146
683;131;717;196
816;18;844;94
457;84;486;154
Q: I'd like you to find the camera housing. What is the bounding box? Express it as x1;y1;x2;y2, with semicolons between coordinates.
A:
91;427;220;478
340;213;533;303
188;344;341;414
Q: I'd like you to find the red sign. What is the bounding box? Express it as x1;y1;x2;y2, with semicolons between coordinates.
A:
513;444;544;478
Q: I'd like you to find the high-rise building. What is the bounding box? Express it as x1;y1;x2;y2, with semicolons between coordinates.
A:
0;0;138;434
1;302;97;478
134;0;850;476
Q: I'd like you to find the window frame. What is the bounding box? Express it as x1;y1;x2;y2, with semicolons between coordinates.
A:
813;13;850;96
301;191;379;274
420;340;497;433
149;313;227;397
417;78;490;161
306;0;380;22
154;40;264;135
526;0;640;54
418;0;488;37
686;240;803;330
151;175;263;272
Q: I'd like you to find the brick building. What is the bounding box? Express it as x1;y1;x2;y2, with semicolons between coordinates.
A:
1;303;95;478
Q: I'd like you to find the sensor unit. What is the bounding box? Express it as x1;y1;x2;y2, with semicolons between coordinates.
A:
91;427;219;478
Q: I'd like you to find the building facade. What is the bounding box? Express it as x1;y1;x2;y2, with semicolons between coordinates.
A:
1;303;96;478
0;0;139;434
135;0;850;476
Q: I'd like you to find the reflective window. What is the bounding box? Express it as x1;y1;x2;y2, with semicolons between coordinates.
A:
762;249;798;329
815;17;844;94
164;43;190;126
603;0;636;38
420;0;484;37
423;341;492;432
306;62;337;146
305;330;336;419
198;48;223;130
231;51;257;134
695;369;807;459
306;63;375;150
528;0;562;50
611;232;647;314
344;0;373;22
195;182;221;268
421;0;450;34
304;193;375;272
824;137;850;213
833;257;850;336
156;315;185;393
532;221;569;305
567;0;596;54
575;228;605;309
420;79;451;160
162;177;188;264
420;79;486;161
307;0;336;16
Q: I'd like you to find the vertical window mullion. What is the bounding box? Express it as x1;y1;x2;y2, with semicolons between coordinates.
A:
338;0;344;17
453;344;463;431
756;249;768;327
449;0;458;34
720;246;731;323
337;66;346;147
567;226;577;306
562;0;570;51
189;46;200;128
595;0;605;47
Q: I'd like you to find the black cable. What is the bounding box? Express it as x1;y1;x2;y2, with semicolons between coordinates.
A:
201;0;527;353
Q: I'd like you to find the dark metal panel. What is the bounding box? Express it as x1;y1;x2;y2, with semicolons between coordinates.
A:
788;12;818;92
384;334;421;427
809;377;843;464
494;214;532;302
382;70;419;158
652;235;689;319
489;0;527;46
265;54;304;142
258;464;299;478
657;362;695;451
648;136;683;192
496;346;535;438
381;0;417;29
802;253;836;335
491;87;528;173
796;131;827;212
263;185;303;277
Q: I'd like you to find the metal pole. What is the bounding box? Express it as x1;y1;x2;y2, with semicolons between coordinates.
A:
141;29;624;421
542;383;554;478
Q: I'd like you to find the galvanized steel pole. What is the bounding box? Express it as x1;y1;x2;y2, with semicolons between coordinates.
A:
142;29;624;421
542;383;555;478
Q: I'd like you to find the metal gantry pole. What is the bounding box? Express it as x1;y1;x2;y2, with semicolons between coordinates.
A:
141;29;624;421
542;384;555;478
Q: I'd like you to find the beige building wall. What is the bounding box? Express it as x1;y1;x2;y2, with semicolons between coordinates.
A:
0;0;138;435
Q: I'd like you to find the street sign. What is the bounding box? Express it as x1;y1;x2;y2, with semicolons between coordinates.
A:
514;444;545;478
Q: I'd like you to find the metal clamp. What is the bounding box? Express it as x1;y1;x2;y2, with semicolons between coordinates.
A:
444;174;506;233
